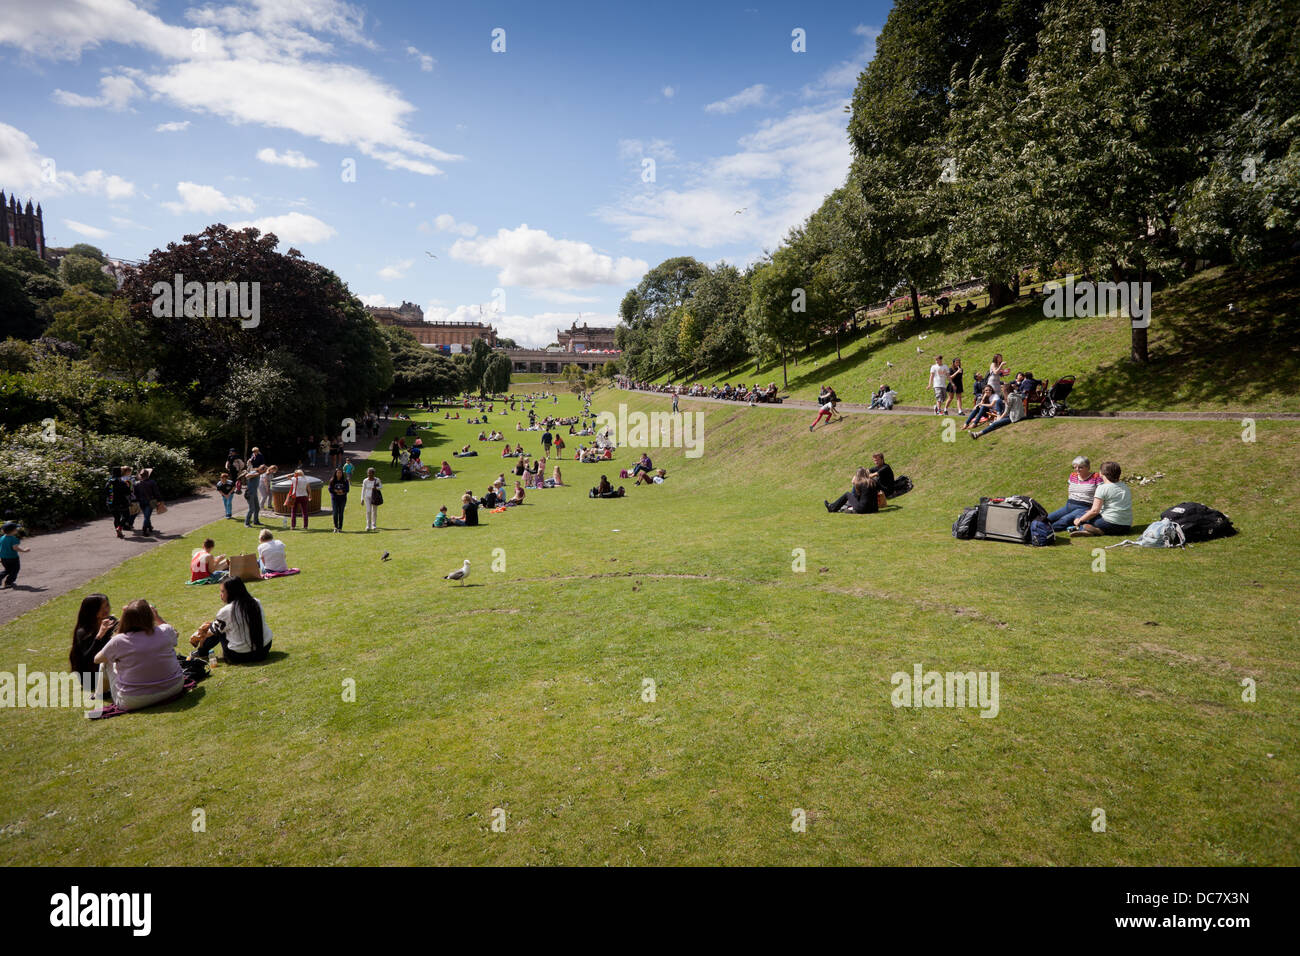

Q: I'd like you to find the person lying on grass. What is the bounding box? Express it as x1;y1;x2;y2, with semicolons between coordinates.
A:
190;539;229;583
189;576;273;664
825;468;880;514
1069;461;1133;537
635;468;667;485
94;599;185;711
455;445;478;457
1047;456;1103;531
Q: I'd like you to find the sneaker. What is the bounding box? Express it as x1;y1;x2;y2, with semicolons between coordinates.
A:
824;500;834;513
970;431;978;439
808;425;815;432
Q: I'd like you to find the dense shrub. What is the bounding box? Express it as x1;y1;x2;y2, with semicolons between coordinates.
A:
0;427;197;529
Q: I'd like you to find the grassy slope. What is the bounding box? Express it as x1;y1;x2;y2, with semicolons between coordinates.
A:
662;258;1300;414
1;389;1297;865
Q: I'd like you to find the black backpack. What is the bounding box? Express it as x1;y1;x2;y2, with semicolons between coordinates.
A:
952;506;979;539
891;476;913;498
1160;502;1235;542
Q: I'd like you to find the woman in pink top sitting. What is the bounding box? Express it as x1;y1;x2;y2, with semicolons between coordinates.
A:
94;599;185;710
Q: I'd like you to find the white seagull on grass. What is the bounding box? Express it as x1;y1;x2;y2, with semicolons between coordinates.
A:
444;559;471;586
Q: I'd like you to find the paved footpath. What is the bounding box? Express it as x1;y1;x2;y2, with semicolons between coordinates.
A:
629;389;1300;422
0;424;392;629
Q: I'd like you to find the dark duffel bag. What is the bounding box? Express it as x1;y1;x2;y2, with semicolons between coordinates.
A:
1160;502;1236;542
975;496;1048;544
952;506;979;539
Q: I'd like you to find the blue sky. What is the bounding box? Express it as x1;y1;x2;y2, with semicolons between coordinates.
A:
1;0;886;346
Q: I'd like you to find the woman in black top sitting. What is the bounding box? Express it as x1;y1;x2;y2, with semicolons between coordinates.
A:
70;592;116;699
824;468;879;514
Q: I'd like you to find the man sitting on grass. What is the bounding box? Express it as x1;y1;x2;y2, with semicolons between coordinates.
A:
257;529;289;574
1070;460;1132;536
868;452;894;492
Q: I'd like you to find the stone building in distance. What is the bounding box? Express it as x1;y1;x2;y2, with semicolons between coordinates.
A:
557;320;617;352
1;190;47;259
366;301;497;348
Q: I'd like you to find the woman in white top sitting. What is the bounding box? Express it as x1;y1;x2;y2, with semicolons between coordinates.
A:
189;576;273;664
257;529;289;574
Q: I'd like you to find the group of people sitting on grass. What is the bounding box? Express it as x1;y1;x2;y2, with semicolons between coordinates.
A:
823;453;895;514
70;578;274;711
434;467;558;526
1046;456;1133;536
478;430;505;441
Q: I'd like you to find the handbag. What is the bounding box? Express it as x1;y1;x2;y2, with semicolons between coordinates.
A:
370;486;384;506
154;501;168;515
128;501;141;516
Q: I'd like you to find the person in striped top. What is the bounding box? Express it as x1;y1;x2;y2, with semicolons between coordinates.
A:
1047;456;1104;530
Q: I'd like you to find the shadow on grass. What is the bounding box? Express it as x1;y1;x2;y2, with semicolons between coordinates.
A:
1076;258;1300;411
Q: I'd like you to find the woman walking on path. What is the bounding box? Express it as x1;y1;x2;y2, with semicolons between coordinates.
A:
286;468;311;529
943;358;965;415
108;466;134;538
361;468;382;531
328;468;350;533
1;521;30;588
134;468;163;535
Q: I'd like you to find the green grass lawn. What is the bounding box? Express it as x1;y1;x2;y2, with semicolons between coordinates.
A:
663;258;1300;414
1;389;1297;865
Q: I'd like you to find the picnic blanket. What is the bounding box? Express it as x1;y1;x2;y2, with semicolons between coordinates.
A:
86;679;198;720
259;568;301;578
186;572;227;586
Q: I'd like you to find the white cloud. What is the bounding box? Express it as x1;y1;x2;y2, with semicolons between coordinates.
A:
155;120;191;132
450;224;648;290
433;213;477;237
144;58;461;176
64;219;111;239
662;85;676;99
598;103;850;249
53;74;141;110
804;24;881;96
704;83;769;114
162;181;256;215
256;147;318;168
228;211;337;244
407;45;434;72
359;293;393;307
4;2;457;178
0;0;196;60
618;138;676;162
0;122;137;199
534;290;600;304
378;258;414;280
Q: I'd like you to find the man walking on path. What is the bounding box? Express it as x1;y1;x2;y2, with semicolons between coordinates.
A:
928;355;950;414
672;388;679;413
244;466;263;527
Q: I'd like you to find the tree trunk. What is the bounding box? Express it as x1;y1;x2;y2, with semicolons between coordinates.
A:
243;422;250;460
987;280;1016;308
909;284;922;322
781;350;788;388
1131;326;1148;363
1131;262;1149;363
836;325;842;361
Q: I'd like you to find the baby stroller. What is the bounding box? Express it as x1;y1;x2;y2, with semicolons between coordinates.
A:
1039;376;1076;417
